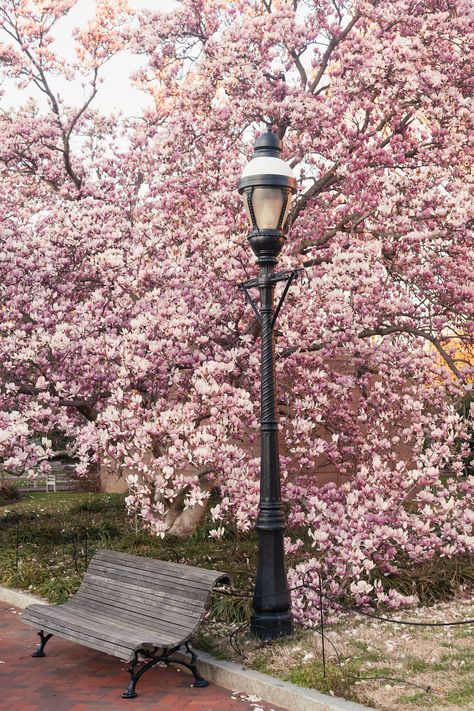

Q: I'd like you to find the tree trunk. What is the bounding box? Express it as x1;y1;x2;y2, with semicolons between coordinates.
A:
166;479;214;538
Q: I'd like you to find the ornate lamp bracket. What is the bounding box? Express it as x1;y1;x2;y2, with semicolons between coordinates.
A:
239;268;302;327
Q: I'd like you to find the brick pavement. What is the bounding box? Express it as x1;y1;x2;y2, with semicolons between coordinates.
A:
0;606;288;711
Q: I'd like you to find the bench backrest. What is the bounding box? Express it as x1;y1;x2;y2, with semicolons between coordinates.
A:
73;549;230;638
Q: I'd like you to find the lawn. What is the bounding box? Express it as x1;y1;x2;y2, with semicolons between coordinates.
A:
1;492;473;711
0;491;256;615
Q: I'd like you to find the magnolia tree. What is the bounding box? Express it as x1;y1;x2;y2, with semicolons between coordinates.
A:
0;0;473;622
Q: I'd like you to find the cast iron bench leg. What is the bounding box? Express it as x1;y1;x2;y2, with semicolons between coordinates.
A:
32;631;53;657
122;653;157;699
121;644;208;699
185;642;209;688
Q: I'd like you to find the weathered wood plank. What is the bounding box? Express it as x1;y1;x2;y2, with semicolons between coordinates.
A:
69;594;196;636
81;574;207;610
74;584;202;618
87;560;214;594
22;605;161;648
45;601;184;643
95;550;228;583
24;622;132;659
74;588;201;627
22;611;135;658
83;567;211;603
86;558;212;586
23;605;178;651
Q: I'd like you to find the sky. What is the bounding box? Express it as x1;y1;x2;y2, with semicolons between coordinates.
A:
2;0;178;115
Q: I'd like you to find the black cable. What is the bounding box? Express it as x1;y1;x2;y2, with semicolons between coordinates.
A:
217;578;474;627
161;547;181;563
326;599;474;627
228;622;250;658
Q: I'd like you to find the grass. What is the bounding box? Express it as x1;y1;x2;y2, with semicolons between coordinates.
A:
0;491;259;608
1;492;474;710
239;615;474;710
443;680;474;706
246;611;474;711
382;557;474;606
396;678;474;709
284;657;361;699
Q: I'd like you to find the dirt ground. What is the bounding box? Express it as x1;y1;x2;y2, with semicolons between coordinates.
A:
200;596;474;711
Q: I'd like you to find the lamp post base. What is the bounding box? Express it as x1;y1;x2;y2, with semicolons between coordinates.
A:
250;611;293;641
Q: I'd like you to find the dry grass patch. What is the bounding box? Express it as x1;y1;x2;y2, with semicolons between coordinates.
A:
198;597;474;711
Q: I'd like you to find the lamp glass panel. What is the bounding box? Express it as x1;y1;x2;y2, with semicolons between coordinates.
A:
252;187;284;230
242;191;254;229
281;192;293;228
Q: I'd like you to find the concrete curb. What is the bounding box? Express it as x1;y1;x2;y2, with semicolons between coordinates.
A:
190;650;376;711
0;585;375;711
0;585;45;609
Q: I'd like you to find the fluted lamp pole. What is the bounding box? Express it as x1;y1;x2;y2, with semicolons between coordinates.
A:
238;129;297;640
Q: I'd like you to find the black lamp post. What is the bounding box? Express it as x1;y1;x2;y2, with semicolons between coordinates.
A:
238;129;297;640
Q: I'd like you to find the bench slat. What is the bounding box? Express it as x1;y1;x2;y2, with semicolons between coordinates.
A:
95;549;228;584
37;603;166;640
74;584;205;621
81;573;207;610
22;604;176;648
75;594;202;629
25;622;133;659
22;610;136;659
45;601;188;642
21;603;186;649
70;594;197;635
86;560;215;595
82;567;210;603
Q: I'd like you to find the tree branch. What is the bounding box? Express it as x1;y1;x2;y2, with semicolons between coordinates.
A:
297;213;353;254
66;67;99;141
13;383;98;421
2;16;85;189
309;13;361;94
290;48;307;88
359;326;463;379
290;164;340;224
279;325;465;380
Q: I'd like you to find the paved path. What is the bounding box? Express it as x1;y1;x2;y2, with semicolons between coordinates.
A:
0;605;288;711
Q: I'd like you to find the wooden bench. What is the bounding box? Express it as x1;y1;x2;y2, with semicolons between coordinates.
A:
21;549;230;699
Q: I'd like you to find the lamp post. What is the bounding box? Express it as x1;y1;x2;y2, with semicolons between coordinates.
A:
238;128;297;640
